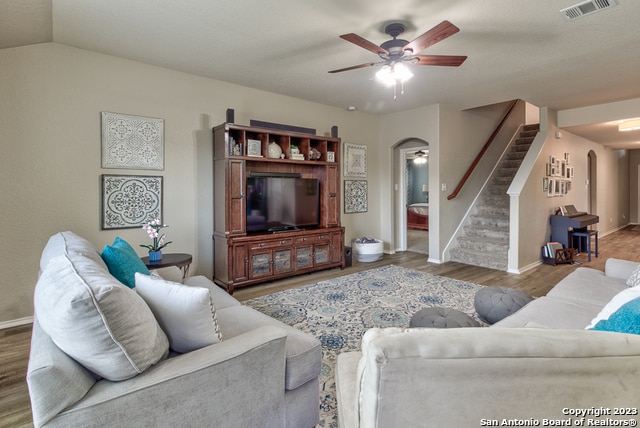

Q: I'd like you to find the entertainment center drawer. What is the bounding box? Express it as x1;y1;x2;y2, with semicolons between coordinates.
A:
296;234;330;244
250;238;293;249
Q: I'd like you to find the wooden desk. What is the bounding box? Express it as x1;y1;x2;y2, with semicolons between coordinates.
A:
141;253;192;278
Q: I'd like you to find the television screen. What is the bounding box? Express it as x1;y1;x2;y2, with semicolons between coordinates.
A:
246;176;320;232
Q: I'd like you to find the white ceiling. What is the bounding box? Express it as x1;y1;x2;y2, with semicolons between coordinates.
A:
3;0;640;147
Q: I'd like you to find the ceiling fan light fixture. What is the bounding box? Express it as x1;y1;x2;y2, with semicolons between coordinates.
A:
619;118;640;132
375;63;413;86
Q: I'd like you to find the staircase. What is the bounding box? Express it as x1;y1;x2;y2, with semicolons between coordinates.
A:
449;124;539;270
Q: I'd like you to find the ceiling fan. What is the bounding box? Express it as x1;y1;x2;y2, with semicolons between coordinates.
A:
329;20;466;97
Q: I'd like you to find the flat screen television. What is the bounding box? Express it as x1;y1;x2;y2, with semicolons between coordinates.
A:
246;176;320;233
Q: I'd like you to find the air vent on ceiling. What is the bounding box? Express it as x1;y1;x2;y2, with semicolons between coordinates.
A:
561;0;616;20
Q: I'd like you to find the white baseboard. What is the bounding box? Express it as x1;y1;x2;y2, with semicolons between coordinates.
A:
0;316;33;330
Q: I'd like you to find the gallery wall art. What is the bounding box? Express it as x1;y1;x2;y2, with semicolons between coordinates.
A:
101;112;164;170
344;180;368;213
101;174;163;230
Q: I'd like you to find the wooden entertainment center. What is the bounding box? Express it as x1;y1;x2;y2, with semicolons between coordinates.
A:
212;122;345;293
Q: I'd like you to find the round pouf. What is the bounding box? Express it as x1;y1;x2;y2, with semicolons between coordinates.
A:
410;307;480;328
474;286;534;325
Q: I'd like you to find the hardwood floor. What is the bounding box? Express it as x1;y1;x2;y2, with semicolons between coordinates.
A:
2;225;639;427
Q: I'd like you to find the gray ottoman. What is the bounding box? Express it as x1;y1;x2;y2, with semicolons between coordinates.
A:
474;286;534;325
410;307;480;328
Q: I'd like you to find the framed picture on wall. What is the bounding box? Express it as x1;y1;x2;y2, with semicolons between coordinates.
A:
344;180;368;213
101;112;164;170
344;143;367;177
101;174;163;229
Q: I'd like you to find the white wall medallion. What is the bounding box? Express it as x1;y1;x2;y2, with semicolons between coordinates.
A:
344;180;368;213
101;174;163;229
101;112;164;170
343;143;367;177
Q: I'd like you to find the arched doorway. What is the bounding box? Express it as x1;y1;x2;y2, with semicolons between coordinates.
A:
393;139;429;254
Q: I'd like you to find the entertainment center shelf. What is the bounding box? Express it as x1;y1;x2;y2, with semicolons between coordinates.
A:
212;122;345;294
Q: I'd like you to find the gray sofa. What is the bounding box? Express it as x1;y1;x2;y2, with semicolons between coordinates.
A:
27;232;322;428
336;258;640;427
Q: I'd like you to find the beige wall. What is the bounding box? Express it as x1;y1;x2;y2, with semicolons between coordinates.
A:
0;42;634;326
0;43;379;324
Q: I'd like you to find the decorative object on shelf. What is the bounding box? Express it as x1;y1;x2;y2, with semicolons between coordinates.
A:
230;137;241;156
327;151;335;162
344;143;367;177
344;180;368;213
291;144;300;155
140;219;172;262
101;112;164;170
247;139;262;157
309;147;322;161
101;175;162;230
267;141;283;159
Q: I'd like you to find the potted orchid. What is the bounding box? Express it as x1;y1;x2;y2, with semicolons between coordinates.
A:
140;219;172;262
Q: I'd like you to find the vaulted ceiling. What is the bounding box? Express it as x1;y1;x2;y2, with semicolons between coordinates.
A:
3;0;640;147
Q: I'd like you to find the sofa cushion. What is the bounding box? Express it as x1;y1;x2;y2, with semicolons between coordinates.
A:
626;264;640;287
591;297;640;335
34;253;169;381
546;267;627;307
101;237;150;288
586;285;640;329
183;275;242;310
216;305;321;390
491;296;602;329
40;231;106;271
135;273;223;353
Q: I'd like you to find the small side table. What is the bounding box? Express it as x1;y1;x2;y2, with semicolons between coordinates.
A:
141;253;193;278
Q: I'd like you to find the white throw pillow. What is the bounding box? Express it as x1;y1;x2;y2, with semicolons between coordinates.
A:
586;285;640;329
135;273;223;353
34;254;169;381
626;264;640;287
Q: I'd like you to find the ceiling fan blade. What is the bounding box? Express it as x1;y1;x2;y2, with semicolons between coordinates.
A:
403;20;460;54
413;55;467;67
339;33;388;55
328;62;378;73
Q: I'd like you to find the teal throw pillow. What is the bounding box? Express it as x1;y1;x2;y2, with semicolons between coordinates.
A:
101;237;150;288
591;297;640;335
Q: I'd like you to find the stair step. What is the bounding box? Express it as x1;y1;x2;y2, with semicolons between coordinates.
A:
500;159;523;169
463;224;509;240
449;248;508;271
475;205;509;218
492;177;513;187
522;124;540;132
470;216;510;229
480;194;509;207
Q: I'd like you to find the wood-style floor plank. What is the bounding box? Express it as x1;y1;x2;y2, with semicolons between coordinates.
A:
2;225;639;427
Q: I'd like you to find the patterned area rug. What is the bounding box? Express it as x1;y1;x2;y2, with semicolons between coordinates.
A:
243;265;483;428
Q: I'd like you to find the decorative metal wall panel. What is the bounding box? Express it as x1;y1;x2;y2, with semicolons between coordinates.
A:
344;180;368;213
101;174;163;229
101;112;164;170
343;143;367;177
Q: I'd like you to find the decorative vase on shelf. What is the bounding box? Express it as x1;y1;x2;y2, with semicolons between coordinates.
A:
148;250;162;262
267;142;283;159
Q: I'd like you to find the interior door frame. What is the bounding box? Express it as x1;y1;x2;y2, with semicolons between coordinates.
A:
397;145;429;252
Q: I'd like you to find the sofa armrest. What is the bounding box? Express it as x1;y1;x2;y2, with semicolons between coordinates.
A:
605;258;639;281
354;327;640;427
46;326;288;428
